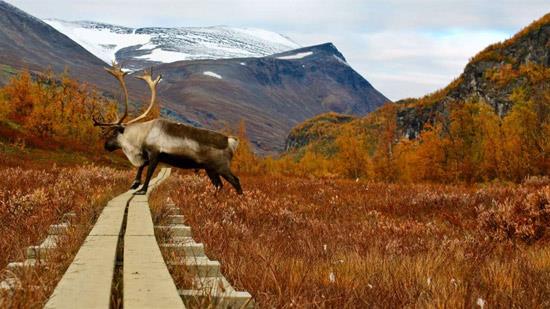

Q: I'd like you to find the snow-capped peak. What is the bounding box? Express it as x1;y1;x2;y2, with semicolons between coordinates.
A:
43;19;300;70
44;19;148;65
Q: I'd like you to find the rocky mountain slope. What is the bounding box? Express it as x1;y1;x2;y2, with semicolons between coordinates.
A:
396;13;550;139
44;19;300;71
286;13;550;151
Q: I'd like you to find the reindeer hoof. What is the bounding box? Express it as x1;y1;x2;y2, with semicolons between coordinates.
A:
134;189;147;195
130;181;141;189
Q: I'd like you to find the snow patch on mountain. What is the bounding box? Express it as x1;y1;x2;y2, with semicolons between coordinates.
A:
43;19;300;69
203;71;223;79
138;42;158;50
136;49;191;63
231;27;296;47
277;51;313;60
333;55;349;66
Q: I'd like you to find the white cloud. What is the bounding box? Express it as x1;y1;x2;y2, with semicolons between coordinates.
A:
355;29;511;99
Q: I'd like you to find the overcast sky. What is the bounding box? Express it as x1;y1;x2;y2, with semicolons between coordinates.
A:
6;0;550;100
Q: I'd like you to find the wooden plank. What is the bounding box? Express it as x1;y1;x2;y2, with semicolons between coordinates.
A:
44;235;120;309
45;190;130;309
123;168;184;308
45;169;171;309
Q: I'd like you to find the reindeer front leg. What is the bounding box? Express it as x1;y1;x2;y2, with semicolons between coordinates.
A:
134;153;159;195
130;162;148;189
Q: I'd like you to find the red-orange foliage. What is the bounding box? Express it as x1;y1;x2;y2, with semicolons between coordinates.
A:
271;91;548;183
0;70;117;151
478;184;550;243
0;153;131;308
231;120;264;174
0;164;131;269
151;172;550;307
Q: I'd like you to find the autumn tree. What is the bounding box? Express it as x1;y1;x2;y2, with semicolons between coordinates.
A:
2;70;38;122
371;104;399;181
231;120;264;175
396;124;448;182
0;70;116;151
501;86;550;180
295;146;331;177
334;126;370;179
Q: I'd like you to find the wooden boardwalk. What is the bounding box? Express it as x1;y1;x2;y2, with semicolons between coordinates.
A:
45;168;183;308
1;167;253;308
123;170;184;308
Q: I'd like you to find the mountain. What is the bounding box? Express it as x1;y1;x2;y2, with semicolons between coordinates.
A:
396;13;550;139
285;13;550;152
0;1;127;94
140;43;389;153
0;1;388;153
44;19;301;71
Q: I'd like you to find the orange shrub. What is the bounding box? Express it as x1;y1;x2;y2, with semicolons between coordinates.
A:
478;185;550;243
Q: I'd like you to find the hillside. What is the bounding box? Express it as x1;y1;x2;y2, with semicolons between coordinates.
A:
284;112;356;151
288;13;549;149
0;1;121;94
397;12;550;138
139;43;389;153
0;2;388;153
283;13;549;182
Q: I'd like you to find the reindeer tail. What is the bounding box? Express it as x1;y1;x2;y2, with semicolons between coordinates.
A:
228;136;239;154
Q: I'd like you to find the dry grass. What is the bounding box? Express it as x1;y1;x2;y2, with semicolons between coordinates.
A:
0;163;131;308
151;172;550;308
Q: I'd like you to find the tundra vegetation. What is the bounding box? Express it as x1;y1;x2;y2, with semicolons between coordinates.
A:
0;157;131;307
0;71;132;307
257;89;548;182
0;28;548;306
151;173;550;307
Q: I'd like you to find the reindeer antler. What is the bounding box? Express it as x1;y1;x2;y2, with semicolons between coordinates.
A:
93;61;129;127
124;67;162;125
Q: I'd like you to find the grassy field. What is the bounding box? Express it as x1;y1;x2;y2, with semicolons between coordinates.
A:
0;150;131;308
0;138;547;308
151;172;550;308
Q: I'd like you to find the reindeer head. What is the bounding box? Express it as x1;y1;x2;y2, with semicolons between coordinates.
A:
93;62;162;152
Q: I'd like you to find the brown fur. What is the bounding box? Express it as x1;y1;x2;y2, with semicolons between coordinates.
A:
161;120;229;149
105;119;242;195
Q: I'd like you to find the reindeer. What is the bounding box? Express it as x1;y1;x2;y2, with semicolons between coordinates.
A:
93;63;243;195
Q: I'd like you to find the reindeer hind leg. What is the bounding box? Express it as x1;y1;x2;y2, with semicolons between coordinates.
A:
218;168;243;195
206;169;223;190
